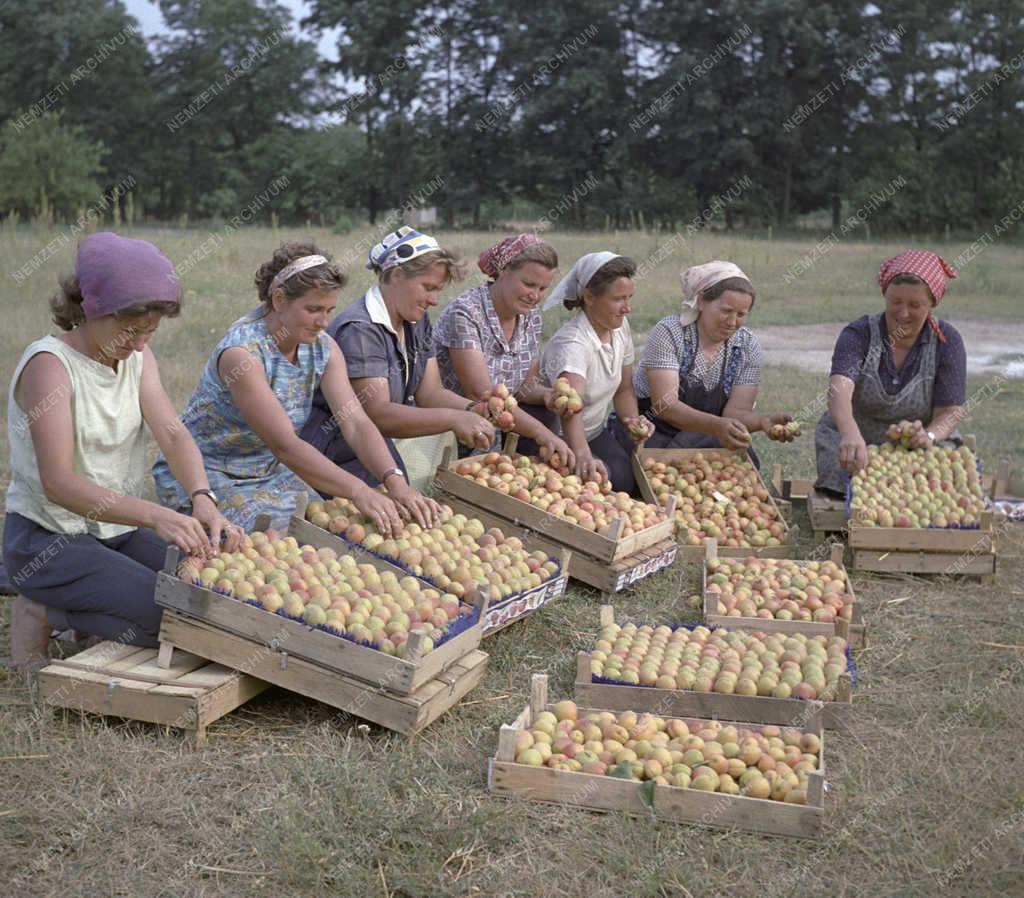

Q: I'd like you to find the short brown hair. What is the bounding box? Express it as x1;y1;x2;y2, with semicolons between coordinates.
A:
887;272;936;304
50;273;182;331
255;240;347;310
376;247;467;285
565;255;637;310
701;276;756;307
505;241;558;272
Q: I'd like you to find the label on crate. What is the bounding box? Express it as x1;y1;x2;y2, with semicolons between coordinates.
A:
483;575;569;633
613;544;678;590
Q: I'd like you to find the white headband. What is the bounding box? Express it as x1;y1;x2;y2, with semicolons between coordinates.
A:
271;254;329;291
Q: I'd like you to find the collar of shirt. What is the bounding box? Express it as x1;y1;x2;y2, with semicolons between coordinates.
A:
366;285;406;356
576;310;615;353
481;285;515;350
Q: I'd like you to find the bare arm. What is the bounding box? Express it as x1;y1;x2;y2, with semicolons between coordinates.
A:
218;346;404;535
140;346;241;550
17;352;212;556
647;368;750;450
352;358;494;449
515;358;551;406
827;374;868;473
319;343;441;527
448;346;573;462
558;371;605;483
926;405;963;442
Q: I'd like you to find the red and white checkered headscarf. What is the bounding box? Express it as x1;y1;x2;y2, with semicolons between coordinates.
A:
477;234;544;279
877;250;957;343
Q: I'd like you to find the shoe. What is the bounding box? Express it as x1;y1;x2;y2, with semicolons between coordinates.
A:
9;595;52;669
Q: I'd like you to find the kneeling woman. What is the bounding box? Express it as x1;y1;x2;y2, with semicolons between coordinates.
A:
300;227;496;472
633;261;795;460
154;242;437;534
433;234;574;464
4;233;239;665
538;253;649;493
815;251;965;495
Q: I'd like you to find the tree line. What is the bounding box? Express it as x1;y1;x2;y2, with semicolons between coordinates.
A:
1;0;1022;234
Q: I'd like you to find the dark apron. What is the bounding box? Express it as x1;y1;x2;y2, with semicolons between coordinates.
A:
814;311;957;494
639;334;759;467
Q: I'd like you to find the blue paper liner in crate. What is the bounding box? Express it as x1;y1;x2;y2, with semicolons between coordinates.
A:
331;531;565;605
194;579;479;655
587;617;857;697
844;446;986;530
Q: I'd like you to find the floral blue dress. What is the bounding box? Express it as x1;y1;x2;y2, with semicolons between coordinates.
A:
153;311;331;531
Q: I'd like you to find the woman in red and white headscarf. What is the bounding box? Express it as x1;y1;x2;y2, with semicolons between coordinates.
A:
814;250;967;496
433;234;574;464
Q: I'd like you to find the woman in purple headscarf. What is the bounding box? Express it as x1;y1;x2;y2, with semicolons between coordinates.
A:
3;232;240;668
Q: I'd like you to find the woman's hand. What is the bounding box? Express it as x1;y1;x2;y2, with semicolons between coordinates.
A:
716;416;752;451
573;449;608;485
838;428;869;474
621;415;653;447
386;477;443;529
534;429;576;471
151;505;215;558
452;410;496;450
761;412;796;442
191;496;244;552
904;420;932;449
352;485;404;537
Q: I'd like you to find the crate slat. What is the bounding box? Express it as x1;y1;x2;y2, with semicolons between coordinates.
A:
154;568;486;696
159;610;487;735
37;641;267;745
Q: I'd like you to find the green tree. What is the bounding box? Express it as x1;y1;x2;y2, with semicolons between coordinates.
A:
0;113;107;219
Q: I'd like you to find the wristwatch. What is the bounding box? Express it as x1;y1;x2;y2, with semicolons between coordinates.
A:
380;467;405;485
926;430;937;445
191;488;219;506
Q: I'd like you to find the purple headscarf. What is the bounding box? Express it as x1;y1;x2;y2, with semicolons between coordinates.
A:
77;232;181;319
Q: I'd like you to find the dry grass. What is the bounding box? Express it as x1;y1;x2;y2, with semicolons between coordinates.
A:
1;226;1023;897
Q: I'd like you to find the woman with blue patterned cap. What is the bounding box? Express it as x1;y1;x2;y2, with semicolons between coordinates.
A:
154;240;439;533
301;226;495;478
633;261;795;460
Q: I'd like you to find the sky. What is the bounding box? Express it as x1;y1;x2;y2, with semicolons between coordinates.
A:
122;0;341;60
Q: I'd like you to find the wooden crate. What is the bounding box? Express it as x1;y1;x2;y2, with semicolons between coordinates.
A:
848;509;996;582
488;674;825;838
159;610;487;736
288;498;572;636
37;641;268;746
154;547;487;696
807;491;849;542
701;540;866;648
433;445;677;565
434;491;678;593
632;448;793;561
574;607;852;730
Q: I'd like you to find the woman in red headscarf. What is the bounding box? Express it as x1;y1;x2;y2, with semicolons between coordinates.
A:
814;250;967;496
433;234;575;464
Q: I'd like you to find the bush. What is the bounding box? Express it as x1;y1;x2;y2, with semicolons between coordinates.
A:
332;210;360;234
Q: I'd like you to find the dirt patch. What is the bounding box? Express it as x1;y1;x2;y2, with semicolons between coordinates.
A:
753;317;1024;376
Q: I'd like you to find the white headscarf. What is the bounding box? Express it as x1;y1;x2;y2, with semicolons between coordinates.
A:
679;260;750;325
542;251;621;311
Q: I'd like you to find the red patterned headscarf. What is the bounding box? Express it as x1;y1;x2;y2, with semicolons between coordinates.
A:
477;234;544;279
877;250;957;343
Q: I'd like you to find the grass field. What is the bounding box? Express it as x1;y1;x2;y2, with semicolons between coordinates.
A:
1;226;1023;897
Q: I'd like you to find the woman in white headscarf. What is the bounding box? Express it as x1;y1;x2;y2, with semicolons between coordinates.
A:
632;261;795;459
532;253;651;493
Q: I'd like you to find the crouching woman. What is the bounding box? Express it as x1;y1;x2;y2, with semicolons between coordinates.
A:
3;233;239;667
